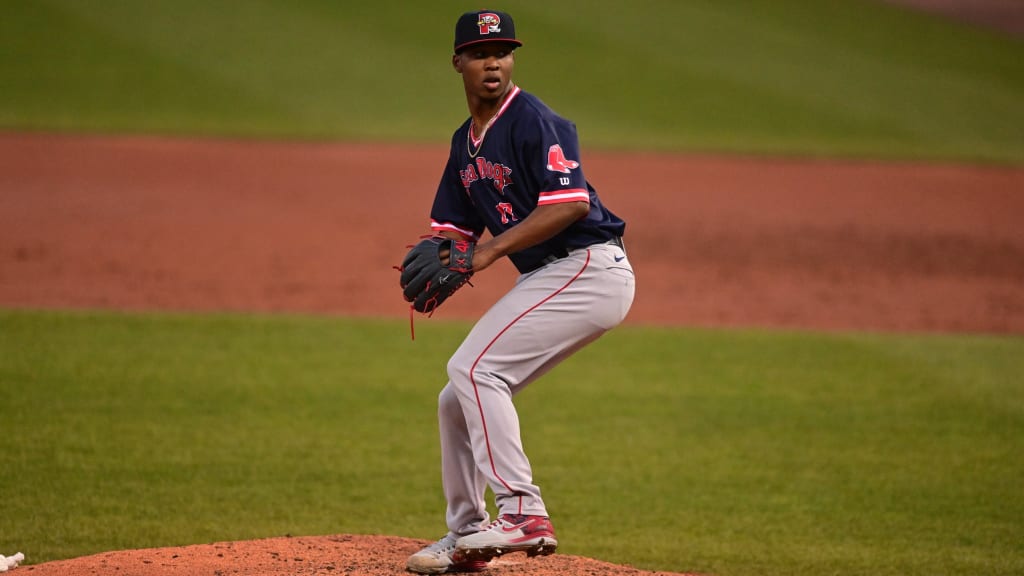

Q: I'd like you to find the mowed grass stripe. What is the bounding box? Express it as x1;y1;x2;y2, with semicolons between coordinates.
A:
0;1;1021;162
1;309;1021;575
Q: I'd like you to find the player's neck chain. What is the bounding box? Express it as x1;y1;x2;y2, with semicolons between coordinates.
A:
468;84;517;159
467;111;498;159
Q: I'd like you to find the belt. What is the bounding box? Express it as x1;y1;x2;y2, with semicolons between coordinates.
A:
537;236;623;268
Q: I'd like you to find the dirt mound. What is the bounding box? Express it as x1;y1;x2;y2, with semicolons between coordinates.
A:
19;535;697;576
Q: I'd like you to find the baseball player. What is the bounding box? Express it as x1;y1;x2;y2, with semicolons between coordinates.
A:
401;9;635;574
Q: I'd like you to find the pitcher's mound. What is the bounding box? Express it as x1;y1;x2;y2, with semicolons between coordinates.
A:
20;534;699;576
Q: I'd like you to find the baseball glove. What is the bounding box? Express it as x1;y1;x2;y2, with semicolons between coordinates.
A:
399;236;475;314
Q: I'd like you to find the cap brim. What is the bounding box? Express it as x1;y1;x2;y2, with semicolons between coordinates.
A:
454;38;523;53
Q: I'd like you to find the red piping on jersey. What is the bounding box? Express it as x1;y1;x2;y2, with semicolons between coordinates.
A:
468;249;591;497
537;188;590;206
469;85;522;147
431;220;479;241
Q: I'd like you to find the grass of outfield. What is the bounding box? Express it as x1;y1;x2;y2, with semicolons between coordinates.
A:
1;309;1022;576
1;0;1022;163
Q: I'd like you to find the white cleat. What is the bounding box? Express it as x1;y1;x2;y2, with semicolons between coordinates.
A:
406;534;489;574
455;514;558;562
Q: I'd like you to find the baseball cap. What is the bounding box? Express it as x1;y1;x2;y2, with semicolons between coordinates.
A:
453;10;522;53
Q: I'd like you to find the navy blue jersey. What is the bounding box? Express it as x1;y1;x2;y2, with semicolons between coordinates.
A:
431;86;626;274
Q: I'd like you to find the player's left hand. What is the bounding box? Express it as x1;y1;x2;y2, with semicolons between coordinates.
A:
399;237;475;314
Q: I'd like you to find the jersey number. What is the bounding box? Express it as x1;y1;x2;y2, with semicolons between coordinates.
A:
496;202;518;224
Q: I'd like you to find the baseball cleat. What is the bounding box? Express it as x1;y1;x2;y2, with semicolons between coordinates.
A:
406;534;489;574
454;514;558;561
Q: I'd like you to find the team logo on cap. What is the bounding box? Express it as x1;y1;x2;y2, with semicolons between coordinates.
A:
477;13;501;34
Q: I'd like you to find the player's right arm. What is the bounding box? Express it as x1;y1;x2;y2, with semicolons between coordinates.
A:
471;201;587;272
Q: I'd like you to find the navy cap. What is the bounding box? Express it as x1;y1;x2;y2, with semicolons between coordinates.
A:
454;10;522;53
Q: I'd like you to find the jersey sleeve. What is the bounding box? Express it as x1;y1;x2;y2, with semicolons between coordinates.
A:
530;116;591;207
430;140;486;241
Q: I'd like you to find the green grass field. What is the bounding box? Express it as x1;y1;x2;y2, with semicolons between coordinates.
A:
1;310;1022;575
1;0;1022;162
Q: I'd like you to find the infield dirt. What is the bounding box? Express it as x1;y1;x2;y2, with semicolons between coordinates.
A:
3;133;1023;334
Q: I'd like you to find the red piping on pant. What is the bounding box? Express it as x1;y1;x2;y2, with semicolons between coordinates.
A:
469;250;591;496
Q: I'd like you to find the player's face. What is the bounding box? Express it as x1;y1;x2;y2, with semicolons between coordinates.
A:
454;43;516;102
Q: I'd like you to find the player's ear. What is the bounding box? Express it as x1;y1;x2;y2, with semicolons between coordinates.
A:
452;53;463;73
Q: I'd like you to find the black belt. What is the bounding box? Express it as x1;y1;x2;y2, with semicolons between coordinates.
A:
536;237;623;269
